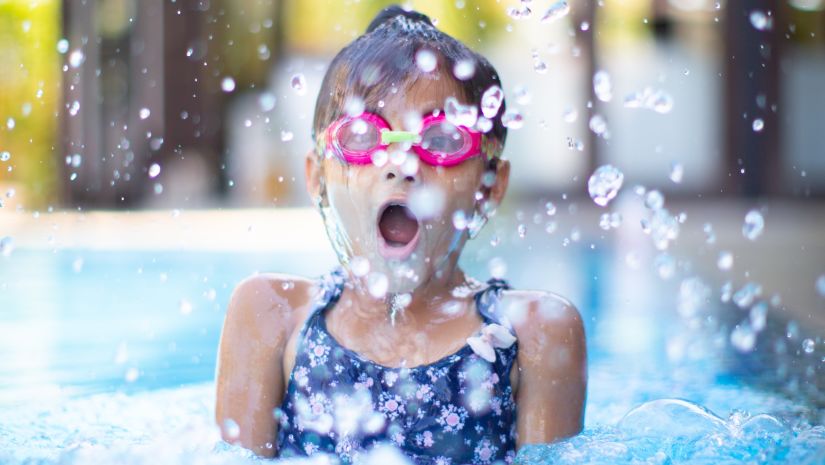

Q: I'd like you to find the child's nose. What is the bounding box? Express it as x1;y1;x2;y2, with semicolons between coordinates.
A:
384;165;416;184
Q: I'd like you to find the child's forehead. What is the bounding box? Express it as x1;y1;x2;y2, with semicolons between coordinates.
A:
370;76;468;120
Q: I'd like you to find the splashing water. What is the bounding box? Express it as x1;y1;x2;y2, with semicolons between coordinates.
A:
481;86;504;119
139;108;151;120
444;97;478;128
587;165;624;207
742;209;765;240
453;59;475;80
148;163;161;179
290;73;306;95
749;10;773;30
541;0;570;23
220;77;236;93
593;70;613;102
753;118;765;132
501;109;524;129
415;49;437;73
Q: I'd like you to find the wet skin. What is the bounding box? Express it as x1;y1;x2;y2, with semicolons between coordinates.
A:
214;74;587;458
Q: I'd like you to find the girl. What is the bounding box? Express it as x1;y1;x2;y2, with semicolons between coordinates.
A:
215;5;586;464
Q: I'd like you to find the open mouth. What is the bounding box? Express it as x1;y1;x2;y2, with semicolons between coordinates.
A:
377;203;420;259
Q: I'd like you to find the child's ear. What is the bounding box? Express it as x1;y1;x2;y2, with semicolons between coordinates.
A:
488;159;510;207
305;149;322;207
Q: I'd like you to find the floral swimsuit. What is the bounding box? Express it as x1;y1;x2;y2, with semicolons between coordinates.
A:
275;267;518;464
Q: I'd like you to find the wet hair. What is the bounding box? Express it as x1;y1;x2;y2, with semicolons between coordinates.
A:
312;5;507;154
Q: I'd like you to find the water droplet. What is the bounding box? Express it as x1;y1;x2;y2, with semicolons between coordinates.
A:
481;86;504;118
475;116;493;133
223;418;240;439
452;210;467;230
186;47;194;57
750;301;768;331
56;39;69;54
513;85;531;105
651;91;674;114
281;130;294;142
408;185;445;220
179;299;193;315
545;201;557;216
68;100;80;116
367;272;388;299
68;49;85;68
532;58;548;74
257;44;271;60
517;224;527;238
0;152;9;162
587;164;624;207
645;190;665;210
749;10;772;30
290;73;307;95
703;223;716;244
730;323;756;352
654;252;676;279
717;251;734;270
541;0;570;22
501;109;524;129
488;257;507;279
453;59;476;80
669;162;684;183
733;282;763;309
593;70;612;102
258;92;276;112
6;118;15;130
816;275;825;297
148;163;161;178
350;257;370;278
562;107;578;123
802;338;815;354
221;76;236;93
444;97;478;128
752;118;764;132
742;209;764;240
345;96;365;117
415;49;437;73
139;108;151;120
371;150;388;167
588;114;607;136
0;236;14;257
507;4;532;19
125;367;140;382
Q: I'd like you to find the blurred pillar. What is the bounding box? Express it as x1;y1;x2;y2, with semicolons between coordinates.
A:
60;0;102;207
577;0;598;181
723;0;782;197
162;0;225;196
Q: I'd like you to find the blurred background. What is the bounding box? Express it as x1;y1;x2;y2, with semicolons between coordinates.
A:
1;0;824;447
0;0;823;209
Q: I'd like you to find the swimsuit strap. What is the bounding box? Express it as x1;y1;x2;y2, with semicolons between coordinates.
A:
474;276;513;331
306;266;512;334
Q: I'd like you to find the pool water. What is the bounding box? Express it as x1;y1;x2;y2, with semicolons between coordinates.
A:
1;231;823;463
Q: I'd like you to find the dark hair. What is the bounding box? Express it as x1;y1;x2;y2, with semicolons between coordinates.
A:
312;5;507;151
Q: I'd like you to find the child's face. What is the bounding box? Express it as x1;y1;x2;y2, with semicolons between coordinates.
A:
307;77;509;295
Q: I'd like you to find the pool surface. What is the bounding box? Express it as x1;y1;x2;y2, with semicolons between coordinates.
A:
1;205;823;464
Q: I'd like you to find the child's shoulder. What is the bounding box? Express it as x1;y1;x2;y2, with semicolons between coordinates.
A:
224;272;319;344
498;289;584;354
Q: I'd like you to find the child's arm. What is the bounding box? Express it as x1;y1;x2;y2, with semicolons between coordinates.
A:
214;274;312;457
509;291;587;447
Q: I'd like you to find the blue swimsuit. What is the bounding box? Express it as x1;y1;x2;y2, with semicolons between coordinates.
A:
275;267;518;464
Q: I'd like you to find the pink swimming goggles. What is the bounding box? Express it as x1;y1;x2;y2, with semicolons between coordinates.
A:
317;111;502;167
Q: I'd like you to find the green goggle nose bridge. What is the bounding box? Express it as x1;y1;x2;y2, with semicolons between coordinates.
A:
381;130;422;145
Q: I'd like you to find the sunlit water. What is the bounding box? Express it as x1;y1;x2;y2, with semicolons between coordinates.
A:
1;220;823;464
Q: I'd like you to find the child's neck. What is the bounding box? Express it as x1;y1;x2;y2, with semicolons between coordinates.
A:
342;260;481;331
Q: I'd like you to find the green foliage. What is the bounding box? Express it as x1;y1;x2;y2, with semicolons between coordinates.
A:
0;0;60;208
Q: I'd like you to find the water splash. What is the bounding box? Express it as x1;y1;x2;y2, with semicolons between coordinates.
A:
742;209;765;240
587;165;624;207
541;0;570;23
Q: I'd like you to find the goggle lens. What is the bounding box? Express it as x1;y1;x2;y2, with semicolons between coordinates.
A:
337;118;381;152
420;121;467;156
